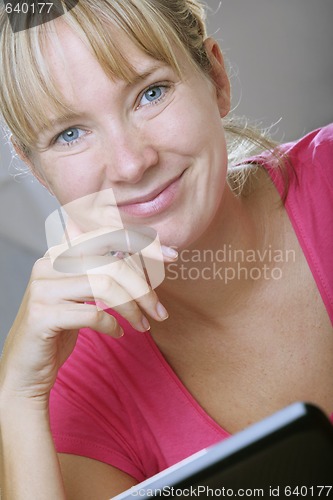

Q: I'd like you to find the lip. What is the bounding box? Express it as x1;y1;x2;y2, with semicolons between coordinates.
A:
117;173;183;206
117;171;185;217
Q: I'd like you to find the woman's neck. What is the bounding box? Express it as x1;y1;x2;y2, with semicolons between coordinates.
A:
158;167;277;326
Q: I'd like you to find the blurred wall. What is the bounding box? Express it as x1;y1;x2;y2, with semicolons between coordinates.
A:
1;0;332;349
0;144;59;347
207;0;333;141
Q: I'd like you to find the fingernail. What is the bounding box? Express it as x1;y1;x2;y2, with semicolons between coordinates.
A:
156;302;169;320
141;316;151;331
161;246;178;260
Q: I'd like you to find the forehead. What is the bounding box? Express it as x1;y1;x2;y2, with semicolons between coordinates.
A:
44;21;160;104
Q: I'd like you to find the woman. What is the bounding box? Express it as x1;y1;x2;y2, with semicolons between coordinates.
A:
0;1;332;498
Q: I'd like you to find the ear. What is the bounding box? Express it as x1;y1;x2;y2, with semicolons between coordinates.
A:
203;38;231;118
11;136;53;193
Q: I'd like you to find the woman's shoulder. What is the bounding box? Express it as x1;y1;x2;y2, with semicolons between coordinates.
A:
282;123;333;173
231;124;333;198
283;124;333;200
249;123;333;196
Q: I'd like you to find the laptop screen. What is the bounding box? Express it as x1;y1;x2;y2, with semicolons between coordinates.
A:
113;402;333;499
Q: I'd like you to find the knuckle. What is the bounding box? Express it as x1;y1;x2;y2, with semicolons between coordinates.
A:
143;286;156;301
133;284;151;300
88;308;101;323
94;309;116;327
136;287;157;308
116;301;140;318
84;307;102;327
31;256;50;279
96;274;113;294
111;258;127;276
29;279;45;299
26;301;45;324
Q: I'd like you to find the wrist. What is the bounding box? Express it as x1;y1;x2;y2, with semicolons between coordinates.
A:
0;389;50;423
0;393;66;500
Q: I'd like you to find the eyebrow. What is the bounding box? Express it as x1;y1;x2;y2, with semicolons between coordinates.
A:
35;112;85;143
125;63;168;87
47;113;82;131
38;63;169;138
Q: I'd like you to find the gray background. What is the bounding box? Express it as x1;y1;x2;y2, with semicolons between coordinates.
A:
1;0;332;349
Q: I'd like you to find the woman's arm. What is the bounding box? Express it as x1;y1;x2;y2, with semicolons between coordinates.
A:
0;398;66;500
58;454;138;499
0;400;138;500
0;228;174;498
0;401;138;500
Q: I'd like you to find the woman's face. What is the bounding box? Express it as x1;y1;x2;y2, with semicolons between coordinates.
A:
29;22;230;249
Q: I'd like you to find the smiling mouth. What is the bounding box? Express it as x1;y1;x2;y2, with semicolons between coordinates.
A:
114;170;186;217
117;171;185;207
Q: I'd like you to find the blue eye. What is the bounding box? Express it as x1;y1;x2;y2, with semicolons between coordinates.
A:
62;128;79;142
144;87;162;102
140;85;168;107
56;127;86;147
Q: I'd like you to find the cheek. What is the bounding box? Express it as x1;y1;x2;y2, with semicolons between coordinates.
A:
153;93;224;158
35;151;101;206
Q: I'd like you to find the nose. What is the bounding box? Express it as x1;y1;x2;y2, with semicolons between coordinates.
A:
102;124;159;184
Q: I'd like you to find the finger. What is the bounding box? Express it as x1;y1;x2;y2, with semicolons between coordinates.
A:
33;254;151;307
34;249;169;323
87;257;168;322
31;255;79;280
46;303;124;338
48;225;178;266
29;275;151;333
121;225;178;262
32;247;169;324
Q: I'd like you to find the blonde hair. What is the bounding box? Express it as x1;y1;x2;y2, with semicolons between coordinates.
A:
0;0;289;196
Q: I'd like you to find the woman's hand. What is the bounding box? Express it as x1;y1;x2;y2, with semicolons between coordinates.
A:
0;226;177;407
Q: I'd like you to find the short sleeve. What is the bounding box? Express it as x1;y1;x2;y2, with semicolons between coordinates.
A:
49;327;148;483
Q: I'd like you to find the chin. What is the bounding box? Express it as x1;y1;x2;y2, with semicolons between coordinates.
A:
154;220;208;252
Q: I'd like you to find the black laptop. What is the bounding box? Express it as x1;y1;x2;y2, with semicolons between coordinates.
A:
113;402;333;499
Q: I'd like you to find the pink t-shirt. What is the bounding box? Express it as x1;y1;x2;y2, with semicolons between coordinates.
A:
49;124;333;483
256;124;333;323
